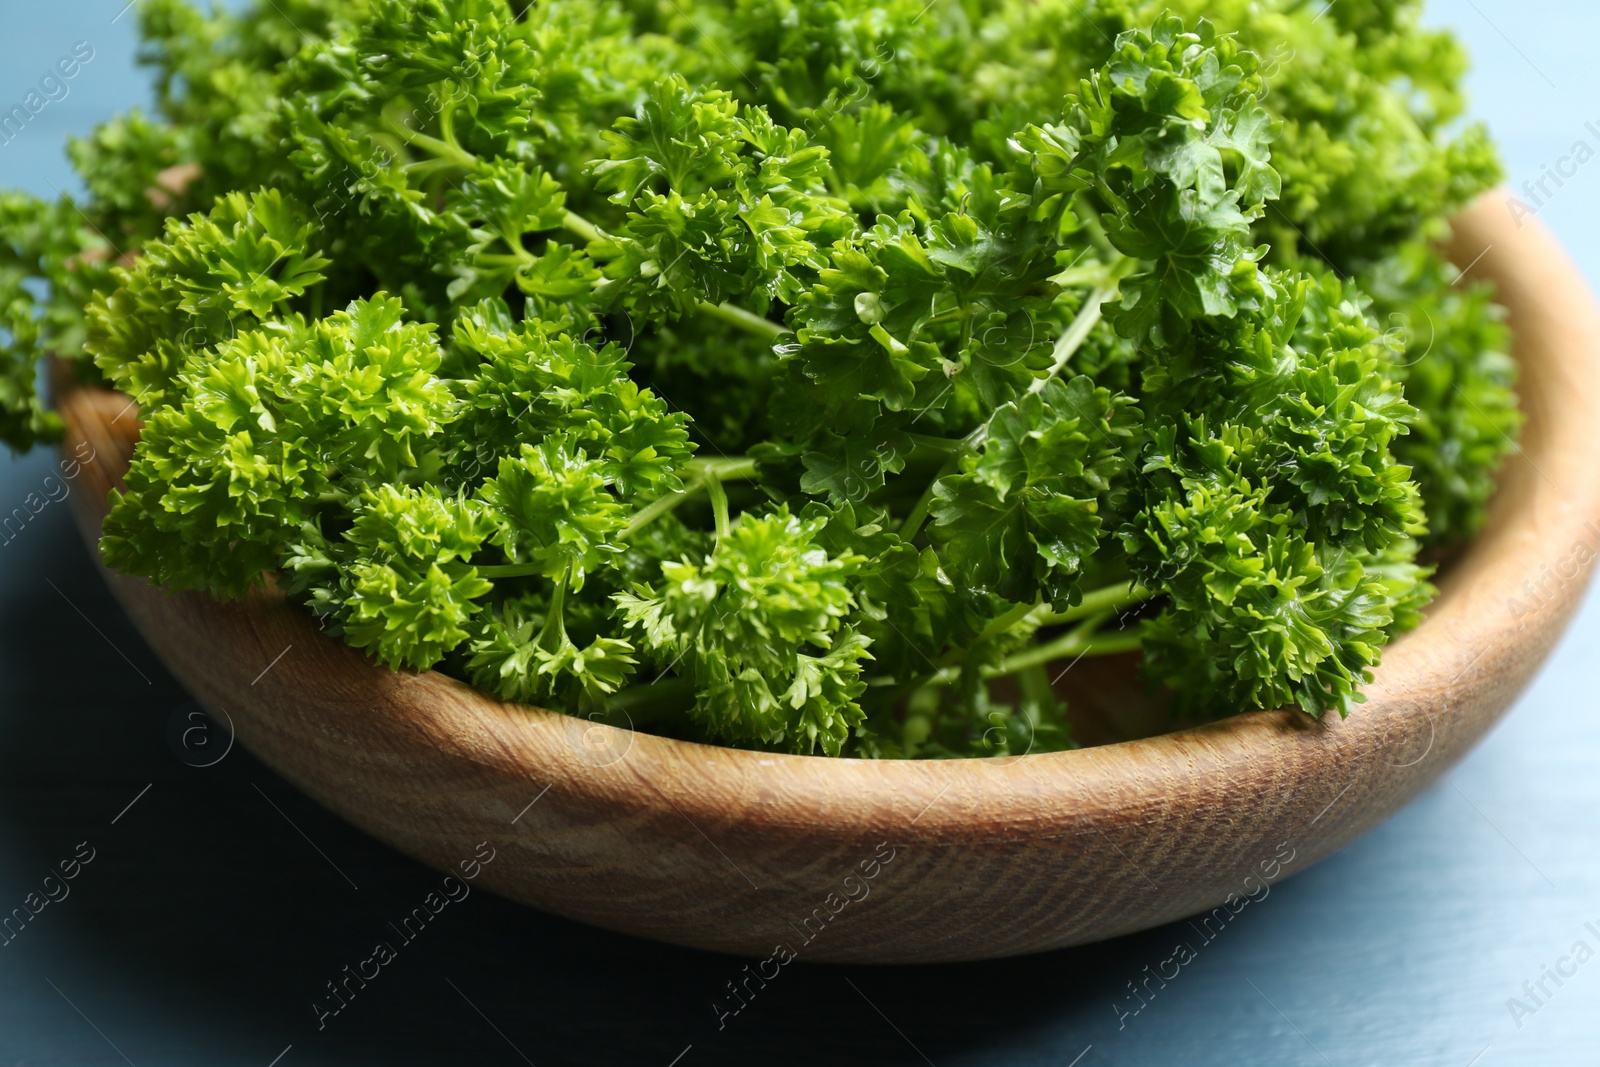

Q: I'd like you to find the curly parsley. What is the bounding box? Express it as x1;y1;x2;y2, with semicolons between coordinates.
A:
0;0;1515;756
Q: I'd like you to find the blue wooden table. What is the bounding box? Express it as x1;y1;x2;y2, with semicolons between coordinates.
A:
2;3;1598;1063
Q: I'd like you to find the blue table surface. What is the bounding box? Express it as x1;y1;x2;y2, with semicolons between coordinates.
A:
4;2;1600;1064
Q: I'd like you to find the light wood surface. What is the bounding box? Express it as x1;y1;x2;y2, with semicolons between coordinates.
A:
54;191;1600;963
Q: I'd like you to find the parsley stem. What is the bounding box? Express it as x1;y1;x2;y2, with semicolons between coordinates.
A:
438;101;460;155
535;564;572;650
706;475;732;541
619;490;686;538
381;98;476;169
405;157;462;179
695;298;790;341
924;584;1142;679
897;415;1003;539
905;432;963;456
913;623;1139;690
561;210;605;245
476;252;535;267
913;583;1149;687
1048;260;1117;288
1036;581;1150;625
691;456;761;479
477;561;547;579
559;211;790;342
1029;256;1132;394
620;457;757;538
962;598;1042;658
896;452;960;539
994;626;1142;676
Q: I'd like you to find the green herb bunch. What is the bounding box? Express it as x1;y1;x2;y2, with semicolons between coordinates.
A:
0;0;1517;757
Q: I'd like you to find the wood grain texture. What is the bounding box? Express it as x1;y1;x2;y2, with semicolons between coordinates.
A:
53;192;1600;963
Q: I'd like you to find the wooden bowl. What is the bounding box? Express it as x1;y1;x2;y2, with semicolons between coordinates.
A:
56;192;1600;964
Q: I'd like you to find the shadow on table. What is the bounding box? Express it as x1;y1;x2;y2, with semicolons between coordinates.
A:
0;509;1162;1066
